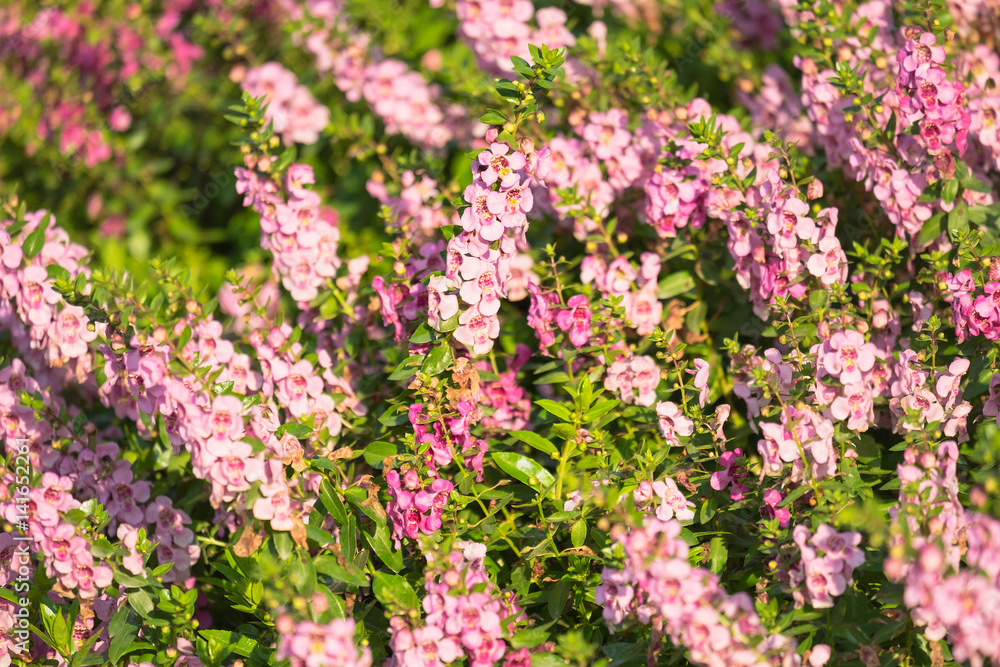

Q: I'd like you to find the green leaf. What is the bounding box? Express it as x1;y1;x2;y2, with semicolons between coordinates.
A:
917;211;944;246
942;178;959;205
547;579;571;619
422;344;453;375
177;325;192;351
108;609;140;663
571;519;587;548
709;536;728;574
128;589;155;617
535;399;573;422
363;440;398;468
372;571;420;612
657;271;696;299
779;484;812;507
362;524;402;572
583;398;619;423
275;422;312;439
511;626;550;649
22;214;50;260
318;480;349;526
314;555;368;587
510;430;557;455
491;452;555;493
480;109;507;125
408;325;434;345
532;655;567;667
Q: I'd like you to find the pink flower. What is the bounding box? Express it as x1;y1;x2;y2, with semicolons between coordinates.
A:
710;449;749;501
820;330;877;385
656;401;694;446
555;295;593;348
477;143;526;188
455;306;500;356
687;359;710;407
272;359;324;417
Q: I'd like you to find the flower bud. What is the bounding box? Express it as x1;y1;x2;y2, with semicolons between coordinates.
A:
989;259;1000;282
807;179;824;200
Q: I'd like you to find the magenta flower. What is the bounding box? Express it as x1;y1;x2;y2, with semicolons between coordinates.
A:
710;448;749;501
555;295;593;348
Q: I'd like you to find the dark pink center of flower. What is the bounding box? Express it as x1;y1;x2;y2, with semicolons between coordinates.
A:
915;44;932;63
490;155;510;177
289;374;308;399
27;282;43;307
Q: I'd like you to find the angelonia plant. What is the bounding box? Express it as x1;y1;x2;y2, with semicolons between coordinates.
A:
3;0;1000;666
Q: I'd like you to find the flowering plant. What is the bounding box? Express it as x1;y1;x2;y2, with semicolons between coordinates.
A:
2;0;1000;666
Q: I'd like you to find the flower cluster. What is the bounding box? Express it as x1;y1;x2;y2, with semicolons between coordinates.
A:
895;31;971;157
786;524;865;609
236;162;342;304
436;137;548;355
604;355;660;406
275;615;372;667
633;477;695;522
389;545;524;667
596;518;804;665
280;2;466;149
241;62;330;146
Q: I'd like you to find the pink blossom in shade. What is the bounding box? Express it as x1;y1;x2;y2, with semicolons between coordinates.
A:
563;491;583;512
655;401;694;447
649;479;695;522
761;489;790;527
49;304;98;358
459;259;504;316
117;525;145;575
899;32;947;83
809;644;832;666
811;524;865;570
625;285;662;336
767;197;816;249
710;449;749;501
427;275;459;329
40;524;90;576
595;568;636;626
146;497;195;548
275;615;372;667
38;472;79;513
555;295;593;348
454;305;501;356
65;560;114;599
107;464;151;526
201;394;245;442
605;355;659;407
271;359;324;417
604;360;635;402
687;358;710;407
372;275;405;342
253;481;295;531
829;383;875;432
17;265;61;326
477;143;526;188
807;236;848;287
396;625;461;667
983;373;1000;427
205;439;262;501
582;109;632;161
604;256;638;295
820;330;877;385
